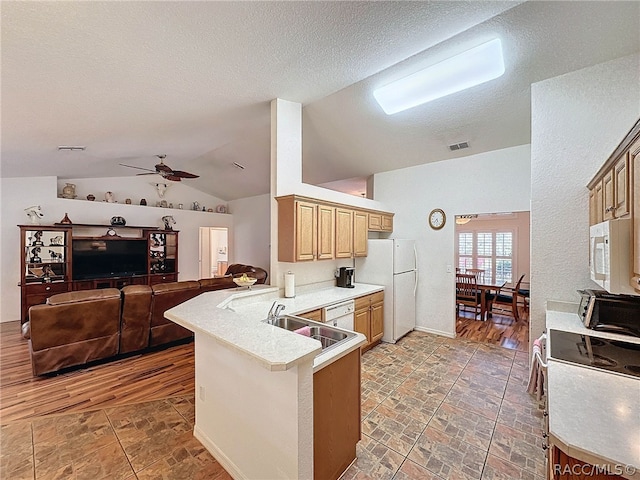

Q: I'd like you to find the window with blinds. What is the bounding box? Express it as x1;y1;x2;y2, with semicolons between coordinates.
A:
457;230;513;284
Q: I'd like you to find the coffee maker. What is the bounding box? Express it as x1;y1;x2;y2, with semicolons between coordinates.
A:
336;267;355;288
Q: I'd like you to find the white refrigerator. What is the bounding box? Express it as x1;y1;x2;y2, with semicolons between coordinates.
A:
355;239;417;343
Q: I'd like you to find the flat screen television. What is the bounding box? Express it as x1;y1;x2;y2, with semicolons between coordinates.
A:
72;239;148;280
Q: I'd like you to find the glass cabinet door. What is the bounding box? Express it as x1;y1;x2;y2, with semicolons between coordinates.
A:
149;232;177;274
24;229;68;282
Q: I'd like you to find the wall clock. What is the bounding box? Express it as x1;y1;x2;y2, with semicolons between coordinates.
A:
428;208;446;230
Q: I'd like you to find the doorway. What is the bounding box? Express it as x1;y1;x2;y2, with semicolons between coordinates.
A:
454;211;530;351
199;227;230;278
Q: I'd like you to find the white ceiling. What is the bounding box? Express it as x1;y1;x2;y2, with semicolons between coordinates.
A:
2;1;639;201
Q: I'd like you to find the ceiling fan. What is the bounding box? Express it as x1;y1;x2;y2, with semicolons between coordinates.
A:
119;155;200;181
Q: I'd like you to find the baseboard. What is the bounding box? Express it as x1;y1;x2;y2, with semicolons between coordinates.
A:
413;325;455;338
194;425;246;480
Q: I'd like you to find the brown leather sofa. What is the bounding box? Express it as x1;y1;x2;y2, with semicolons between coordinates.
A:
23;264;268;375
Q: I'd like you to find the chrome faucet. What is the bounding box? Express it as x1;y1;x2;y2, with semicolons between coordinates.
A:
267;301;286;322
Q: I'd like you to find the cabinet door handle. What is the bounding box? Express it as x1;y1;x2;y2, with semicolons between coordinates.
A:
45;286;51;291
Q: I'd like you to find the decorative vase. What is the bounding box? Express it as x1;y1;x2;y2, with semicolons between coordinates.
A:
140;198;147;206
60;213;72;224
105;191;114;203
62;183;77;199
110;216;126;226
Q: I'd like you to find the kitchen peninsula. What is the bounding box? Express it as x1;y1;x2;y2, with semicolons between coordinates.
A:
545;302;640;480
165;283;383;480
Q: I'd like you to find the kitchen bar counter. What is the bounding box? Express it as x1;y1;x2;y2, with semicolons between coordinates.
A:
166;282;382;372
546;302;640;479
164;282;383;480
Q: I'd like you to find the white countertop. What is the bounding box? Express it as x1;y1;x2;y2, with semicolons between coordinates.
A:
165;283;383;372
546;302;640;477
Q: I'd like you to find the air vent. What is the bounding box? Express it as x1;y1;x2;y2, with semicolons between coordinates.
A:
57;145;86;151
448;141;469;151
233;162;245;170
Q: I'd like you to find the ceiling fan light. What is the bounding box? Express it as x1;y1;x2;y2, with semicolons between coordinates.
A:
373;38;505;115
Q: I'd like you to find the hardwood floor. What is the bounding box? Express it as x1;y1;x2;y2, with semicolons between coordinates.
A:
456;306;529;352
0;321;194;424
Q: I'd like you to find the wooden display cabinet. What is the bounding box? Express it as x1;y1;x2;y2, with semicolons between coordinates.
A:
19;225;72;324
147;230;179;285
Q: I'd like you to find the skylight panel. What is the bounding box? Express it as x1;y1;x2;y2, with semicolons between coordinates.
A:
373;38;505;115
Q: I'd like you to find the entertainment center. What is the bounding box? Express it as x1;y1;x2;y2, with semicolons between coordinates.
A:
19;223;179;324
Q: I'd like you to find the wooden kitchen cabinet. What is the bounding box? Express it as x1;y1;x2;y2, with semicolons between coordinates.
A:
632;138;640;292
298;308;323;322
277;196;317;262
368;212;394;232
313;348;361;480
588;118;640;292
549;445;623;480
276;194;394;262
317;204;336;260
335;208;354;258
353;210;368;257
590;181;604;225
354;291;384;351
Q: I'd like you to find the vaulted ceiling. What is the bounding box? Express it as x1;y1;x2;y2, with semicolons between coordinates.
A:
2;1;639;200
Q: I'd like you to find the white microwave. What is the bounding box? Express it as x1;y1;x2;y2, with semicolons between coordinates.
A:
589;219;633;294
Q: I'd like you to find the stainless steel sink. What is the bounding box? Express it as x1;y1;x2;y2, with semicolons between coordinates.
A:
263;315;356;353
265;316;308;332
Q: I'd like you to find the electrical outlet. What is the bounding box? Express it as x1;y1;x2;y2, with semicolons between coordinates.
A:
199;385;205;401
446;264;452;273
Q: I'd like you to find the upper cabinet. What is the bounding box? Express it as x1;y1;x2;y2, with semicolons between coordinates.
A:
276;195;393;263
631;137;640;292
588;118;640;293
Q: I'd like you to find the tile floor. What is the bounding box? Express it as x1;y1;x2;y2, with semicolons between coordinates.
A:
0;331;545;480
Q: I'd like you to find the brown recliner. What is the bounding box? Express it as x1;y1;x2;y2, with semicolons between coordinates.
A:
120;285;153;354
27;289;122;376
149;281;200;347
225;264;268;284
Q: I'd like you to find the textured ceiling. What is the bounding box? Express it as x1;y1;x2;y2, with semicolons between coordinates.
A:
2;1;639;200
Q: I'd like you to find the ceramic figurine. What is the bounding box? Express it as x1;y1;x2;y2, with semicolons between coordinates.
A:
62;183;77;199
105;191;114;203
24;205;44;224
125;198;132;204
86;194;95;201
162;215;176;230
140;198;147;206
30;247;42;263
31;231;44;246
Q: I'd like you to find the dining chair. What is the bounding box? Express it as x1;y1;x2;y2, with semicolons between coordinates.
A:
492;273;526;321
455;273;483;320
466;268;485;283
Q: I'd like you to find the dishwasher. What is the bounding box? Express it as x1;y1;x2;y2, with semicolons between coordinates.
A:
323;299;355;331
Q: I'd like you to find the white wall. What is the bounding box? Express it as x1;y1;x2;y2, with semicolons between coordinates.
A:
530;53;640;347
0;176;234;322
270;99;388;293
373;144;532;337
228;194;272;279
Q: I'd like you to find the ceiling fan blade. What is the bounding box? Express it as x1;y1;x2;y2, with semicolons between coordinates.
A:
155;163;172;173
171;170;200;179
135;172;160;176
164;174;182;182
120;163;156;173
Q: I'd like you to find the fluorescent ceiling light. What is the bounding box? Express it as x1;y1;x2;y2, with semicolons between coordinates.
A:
373;38;505;115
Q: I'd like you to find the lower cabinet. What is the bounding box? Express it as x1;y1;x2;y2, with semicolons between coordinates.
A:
549;445;623;480
354;291;384;351
21;282;70;324
314;348;361;480
298;308;323;322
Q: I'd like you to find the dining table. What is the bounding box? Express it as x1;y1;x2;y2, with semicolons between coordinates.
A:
475;280;506;320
